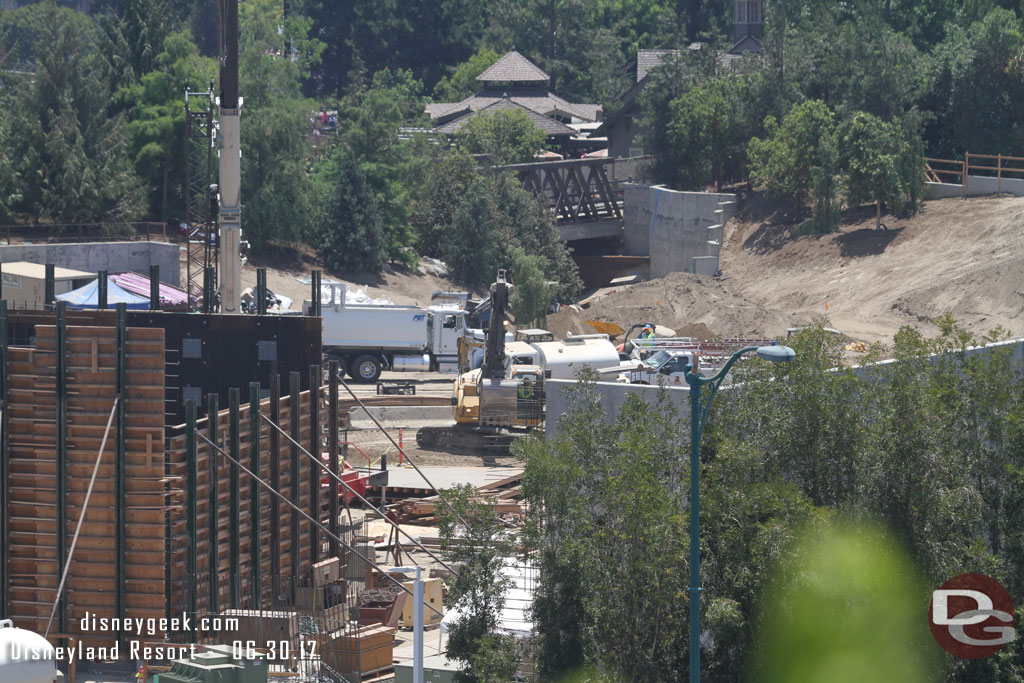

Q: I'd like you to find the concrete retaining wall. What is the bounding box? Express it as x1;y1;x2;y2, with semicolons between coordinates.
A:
0;241;181;285
623;184;736;277
926;175;1024;199
545;378;689;439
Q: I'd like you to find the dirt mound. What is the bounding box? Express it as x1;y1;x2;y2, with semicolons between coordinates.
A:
578;273;791;340
721;195;1024;344
544;306;592;338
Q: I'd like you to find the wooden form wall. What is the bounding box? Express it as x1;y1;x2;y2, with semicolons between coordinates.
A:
3;318;166;642
165;372;326;630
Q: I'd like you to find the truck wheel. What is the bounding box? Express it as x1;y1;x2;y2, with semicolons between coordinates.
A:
324;354;347;380
352;355;382;383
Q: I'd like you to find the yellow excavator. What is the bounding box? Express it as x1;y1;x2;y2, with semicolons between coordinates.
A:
417;270;544;452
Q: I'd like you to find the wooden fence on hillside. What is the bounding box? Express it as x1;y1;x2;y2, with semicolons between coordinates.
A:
925;152;1024;194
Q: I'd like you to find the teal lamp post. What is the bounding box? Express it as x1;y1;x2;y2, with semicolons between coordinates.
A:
685;344;795;682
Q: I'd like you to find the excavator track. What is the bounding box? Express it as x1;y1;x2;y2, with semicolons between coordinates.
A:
416;425;519;455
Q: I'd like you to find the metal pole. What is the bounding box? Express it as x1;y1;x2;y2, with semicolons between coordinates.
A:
687;376;702;683
45;263;55;308
198;432;445;617
97;270;108;310
308;365;321;568
185;399;198;639
328;361;339;558
414;566;424;683
249;382;262;606
311;270;321;316
150;264;160;310
55;301;67;634
269;374;280;582
0;300;7;619
289;372;300;596
207;393;220;613
229;388;241;606
114;302;127;640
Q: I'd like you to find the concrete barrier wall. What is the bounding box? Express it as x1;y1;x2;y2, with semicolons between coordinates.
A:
926;175;1024;199
0;241;181;285
544;338;1024;440
623;184;736;277
545;378;689;439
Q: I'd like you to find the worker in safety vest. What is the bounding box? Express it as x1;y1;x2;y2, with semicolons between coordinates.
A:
639;324;655;340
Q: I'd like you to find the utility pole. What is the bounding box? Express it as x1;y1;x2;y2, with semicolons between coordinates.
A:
217;0;243;313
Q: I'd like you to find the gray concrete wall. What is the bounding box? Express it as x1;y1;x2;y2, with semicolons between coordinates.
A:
545;337;1024;439
0;242;181;285
622;184;736;277
926;175;1024;199
545;378;690;439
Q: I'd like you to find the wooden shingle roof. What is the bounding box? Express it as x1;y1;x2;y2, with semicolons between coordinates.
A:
477;51;550;83
434;98;576;136
636;49;679;82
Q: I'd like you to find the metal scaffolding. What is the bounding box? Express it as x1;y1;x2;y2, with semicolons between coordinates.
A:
184;84;218;310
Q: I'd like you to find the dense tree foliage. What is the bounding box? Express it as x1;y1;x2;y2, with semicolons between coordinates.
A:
457;109;546;165
516;321;1024;681
2;0;1023;272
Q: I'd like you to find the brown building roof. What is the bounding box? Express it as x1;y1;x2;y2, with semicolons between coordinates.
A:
476;50;550;84
426;88;601;123
434;98;576;136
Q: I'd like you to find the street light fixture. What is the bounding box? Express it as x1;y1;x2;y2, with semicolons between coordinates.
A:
684;344;795;683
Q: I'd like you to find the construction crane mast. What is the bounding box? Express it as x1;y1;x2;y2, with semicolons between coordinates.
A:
216;0;243;313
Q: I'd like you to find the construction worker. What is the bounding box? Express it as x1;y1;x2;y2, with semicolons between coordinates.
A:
639;324;655;340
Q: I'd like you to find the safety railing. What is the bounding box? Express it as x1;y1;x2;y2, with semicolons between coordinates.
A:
925;152;1024;196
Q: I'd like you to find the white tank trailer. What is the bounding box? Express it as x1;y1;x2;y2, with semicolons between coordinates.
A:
0;621;60;683
504;335;620;380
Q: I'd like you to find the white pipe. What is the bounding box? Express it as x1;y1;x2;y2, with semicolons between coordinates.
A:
413;566;424;683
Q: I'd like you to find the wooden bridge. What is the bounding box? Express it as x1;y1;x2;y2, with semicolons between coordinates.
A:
493;158;629;241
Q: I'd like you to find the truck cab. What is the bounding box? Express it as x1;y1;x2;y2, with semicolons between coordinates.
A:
429;308;465;362
620;349;698;386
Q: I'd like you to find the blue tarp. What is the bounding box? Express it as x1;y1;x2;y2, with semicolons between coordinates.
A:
56;277;151;309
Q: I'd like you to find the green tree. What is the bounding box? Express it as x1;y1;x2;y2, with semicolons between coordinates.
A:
410;149;478;259
8;1;145;230
665;74;762;190
840;110;925;224
120;30;216;219
437;484;521;682
433;48;501;102
316;151;387;273
748;99;837;213
444;176;503;289
237;0;324;248
333;68;425;267
508;246;554;328
457;109;547;165
924;9;1024;157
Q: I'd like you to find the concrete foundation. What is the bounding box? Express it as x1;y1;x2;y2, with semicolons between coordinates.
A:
0;241;181;285
926;175;1024;199
622;184;736;277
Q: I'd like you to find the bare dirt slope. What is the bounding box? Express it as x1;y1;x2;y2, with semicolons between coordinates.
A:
721;195;1024;344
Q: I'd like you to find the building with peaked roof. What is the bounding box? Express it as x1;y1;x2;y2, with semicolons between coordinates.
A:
597;33;763;159
426;50;602;151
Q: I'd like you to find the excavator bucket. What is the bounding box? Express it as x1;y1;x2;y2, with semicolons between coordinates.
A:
586;320;624;338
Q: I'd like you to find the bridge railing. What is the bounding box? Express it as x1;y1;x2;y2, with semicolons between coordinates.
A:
494;158;629;224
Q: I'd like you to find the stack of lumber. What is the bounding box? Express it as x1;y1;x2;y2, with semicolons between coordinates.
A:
387;471;524;525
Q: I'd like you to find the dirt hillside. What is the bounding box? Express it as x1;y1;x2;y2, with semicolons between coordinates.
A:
721;195;1024;344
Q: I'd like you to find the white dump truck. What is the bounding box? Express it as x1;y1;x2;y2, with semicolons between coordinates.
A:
304;282;467;382
504;334;620;380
